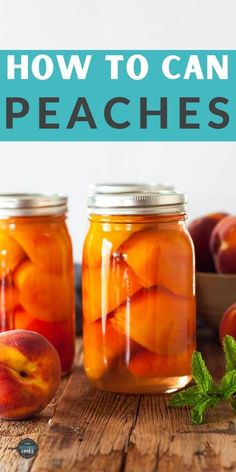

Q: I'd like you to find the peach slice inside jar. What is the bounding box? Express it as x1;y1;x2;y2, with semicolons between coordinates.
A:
0;233;25;274
118;228;194;297
10;221;72;274
14;260;73;323
14;307;75;373
83;318;127;380
128;345;194;378
82;256;142;323
111;286;195;355
83;221;146;268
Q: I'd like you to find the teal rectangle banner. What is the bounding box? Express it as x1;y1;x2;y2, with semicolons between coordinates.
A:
0;50;236;141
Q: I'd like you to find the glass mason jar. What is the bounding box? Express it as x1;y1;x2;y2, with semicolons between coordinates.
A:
0;194;75;374
82;185;196;393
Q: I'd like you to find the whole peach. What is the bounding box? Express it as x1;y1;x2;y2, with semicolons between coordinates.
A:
210;216;236;273
188;213;228;272
219;303;236;341
0;330;61;420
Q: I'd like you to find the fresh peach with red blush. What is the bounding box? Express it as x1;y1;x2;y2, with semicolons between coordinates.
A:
219;303;236;341
189;213;228;272
0;330;61;419
210;216;236;273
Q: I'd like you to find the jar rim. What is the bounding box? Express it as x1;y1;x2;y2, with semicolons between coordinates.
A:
0;193;67;217
87;184;187;216
88;182;175;194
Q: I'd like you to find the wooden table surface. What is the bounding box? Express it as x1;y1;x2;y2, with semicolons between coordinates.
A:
0;331;235;472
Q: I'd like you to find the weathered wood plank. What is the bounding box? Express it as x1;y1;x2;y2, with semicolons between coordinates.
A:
123;395;236;472
31;358;140;472
0;340;81;472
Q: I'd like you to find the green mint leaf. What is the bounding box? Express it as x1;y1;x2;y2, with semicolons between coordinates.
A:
191;395;220;424
219;370;236;399
169;386;199;407
223;335;236;372
169;343;236;425
192;351;214;393
191;401;207;424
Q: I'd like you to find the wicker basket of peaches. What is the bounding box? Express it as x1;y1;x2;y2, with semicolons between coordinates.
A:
189;213;236;341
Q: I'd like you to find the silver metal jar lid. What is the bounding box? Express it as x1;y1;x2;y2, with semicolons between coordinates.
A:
0;194;68;217
89;182;175;194
87;184;187;216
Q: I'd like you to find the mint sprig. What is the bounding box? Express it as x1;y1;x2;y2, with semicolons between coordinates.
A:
169;335;236;424
223;335;236;372
191;351;215;393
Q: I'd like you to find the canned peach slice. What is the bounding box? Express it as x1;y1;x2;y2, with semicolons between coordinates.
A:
0;286;19;313
83;319;126;380
128;346;193;378
119;229;194;297
82;257;142;323
83;223;146;268
14;307;74;373
111;286;195;355
11;222;71;273
14;261;73;322
0;233;25;273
